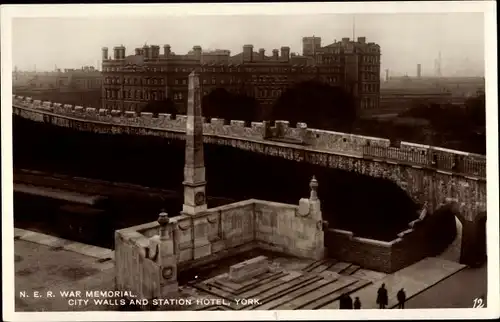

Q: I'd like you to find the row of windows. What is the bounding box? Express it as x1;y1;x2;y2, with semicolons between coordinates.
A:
362;55;380;64
362;65;378;72
104;77;166;85
326;76;339;83
256;88;283;99
103;65;349;75
362;83;380;93
173;92;184;100
322;56;341;64
360;98;379;109
362;73;379;81
105;89;166;101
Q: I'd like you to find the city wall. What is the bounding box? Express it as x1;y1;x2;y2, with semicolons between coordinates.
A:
13;96;486;178
12;96;487;222
115;195;325;301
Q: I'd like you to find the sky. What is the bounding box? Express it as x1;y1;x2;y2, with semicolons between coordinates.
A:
11;12;485;77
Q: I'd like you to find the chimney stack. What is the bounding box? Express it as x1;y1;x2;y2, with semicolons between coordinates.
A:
113;47;120;60
357;37;366;44
259;48;265;60
101;47;109;61
417;64;422;78
280;46;290;61
272;49;279;60
193;45;202;60
151;45;160;59
164;44;171;57
143;45;151;60
243;44;254;62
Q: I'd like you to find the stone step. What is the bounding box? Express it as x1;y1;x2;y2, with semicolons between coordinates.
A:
328;262;352;274
279;276;359;310
301;279;372;310
302;259;330;272
237;275;324;310
342;264;361;276
194;272;317;303
210;271;287;295
252;278;335;310
309;259;339;274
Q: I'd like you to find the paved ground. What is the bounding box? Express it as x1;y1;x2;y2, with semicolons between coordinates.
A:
12;228;482;312
405;263;487;309
13;228;115;311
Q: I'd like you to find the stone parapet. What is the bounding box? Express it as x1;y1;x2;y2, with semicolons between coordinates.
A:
114;190;327;300
12;95;486;180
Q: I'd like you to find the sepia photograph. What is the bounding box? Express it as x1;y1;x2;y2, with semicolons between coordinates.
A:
2;2;498;321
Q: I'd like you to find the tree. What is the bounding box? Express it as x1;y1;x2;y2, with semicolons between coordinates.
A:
140;98;178;117
464;93;486;128
270;81;357;131
202;88;260;124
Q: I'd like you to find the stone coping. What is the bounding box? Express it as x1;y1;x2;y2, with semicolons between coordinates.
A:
14;228;114;261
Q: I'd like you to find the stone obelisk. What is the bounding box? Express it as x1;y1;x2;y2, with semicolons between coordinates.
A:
182;70;207;215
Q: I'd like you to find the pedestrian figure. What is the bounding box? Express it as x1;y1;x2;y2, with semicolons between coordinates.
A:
345;294;353;309
397;288;406;309
354;297;361;309
376;283;388;309
339;294;347;309
339;293;353;309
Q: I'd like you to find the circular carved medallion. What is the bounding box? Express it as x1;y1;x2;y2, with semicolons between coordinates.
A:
162;266;174;279
195;192;205;206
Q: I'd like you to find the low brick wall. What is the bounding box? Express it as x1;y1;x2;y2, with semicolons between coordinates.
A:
326;211;451;273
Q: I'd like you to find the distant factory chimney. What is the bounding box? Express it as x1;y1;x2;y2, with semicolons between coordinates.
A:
385;69;389;82
417;64;422;78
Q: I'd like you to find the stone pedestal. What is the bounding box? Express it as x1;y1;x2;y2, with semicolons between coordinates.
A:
229;256;270;282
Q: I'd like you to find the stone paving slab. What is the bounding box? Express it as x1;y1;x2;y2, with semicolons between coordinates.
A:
239;275;324;310
309;260;338;273
328;262;351;273
14;228;114;261
350;269;387;282
342;264;361;275
14;239;116;312
254;278;335;310
276;276;358;310
329;257;466;310
212;271;288;295
299;279;372;309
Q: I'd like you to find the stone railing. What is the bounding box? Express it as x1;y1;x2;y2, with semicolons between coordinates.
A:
114;192;325;301
12;95;486;179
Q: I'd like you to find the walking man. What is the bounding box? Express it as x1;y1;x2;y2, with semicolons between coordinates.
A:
345;294;353;309
397;288;407;309
376;283;388;309
354;297;361;309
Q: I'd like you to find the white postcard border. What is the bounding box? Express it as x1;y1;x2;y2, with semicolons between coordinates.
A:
1;1;498;321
